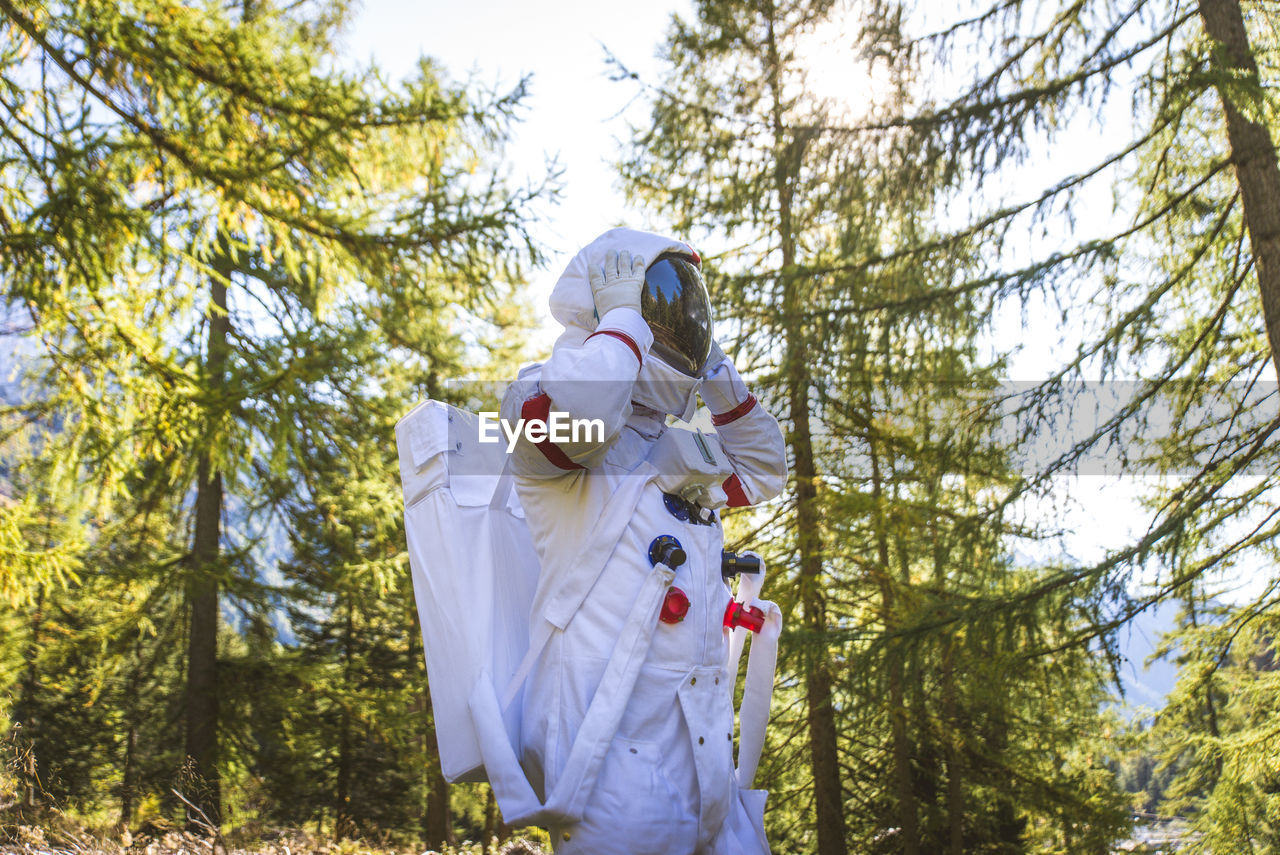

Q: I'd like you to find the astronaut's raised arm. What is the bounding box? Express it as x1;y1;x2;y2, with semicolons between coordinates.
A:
500;307;654;478
703;359;788;507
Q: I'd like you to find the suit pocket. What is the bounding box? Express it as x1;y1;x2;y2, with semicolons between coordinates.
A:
588;737;696;848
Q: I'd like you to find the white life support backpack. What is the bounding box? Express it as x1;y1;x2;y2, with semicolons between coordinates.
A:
395;400;534;783
394;399;783;825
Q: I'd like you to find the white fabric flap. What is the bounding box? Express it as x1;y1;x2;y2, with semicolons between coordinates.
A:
400;400;450;469
395;401;450;508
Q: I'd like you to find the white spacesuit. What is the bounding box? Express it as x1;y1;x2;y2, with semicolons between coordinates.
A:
499;228;788;854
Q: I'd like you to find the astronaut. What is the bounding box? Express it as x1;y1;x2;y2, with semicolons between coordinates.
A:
499;228;787;854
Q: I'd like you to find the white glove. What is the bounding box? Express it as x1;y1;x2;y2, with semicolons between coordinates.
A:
701;352;752;415
701;339;727;378
589;249;646;318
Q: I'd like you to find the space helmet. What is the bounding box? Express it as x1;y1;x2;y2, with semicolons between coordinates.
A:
641;251;713;377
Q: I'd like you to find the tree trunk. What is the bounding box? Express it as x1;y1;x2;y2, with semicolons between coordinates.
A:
185;424;221;829
790;366;847;855
761;6;849;851
336;597;354;838
868;433;921;855
184;258;230;828
423;692;454;847
120;635;146;829
942;638;964;855
482;787;504;847
986;706;1022;849
777;112;849;855
1198;0;1280;382
408;612;453;848
120;720;138;829
16;589;44;811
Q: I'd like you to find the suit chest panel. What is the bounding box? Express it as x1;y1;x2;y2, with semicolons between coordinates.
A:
566;480;729;670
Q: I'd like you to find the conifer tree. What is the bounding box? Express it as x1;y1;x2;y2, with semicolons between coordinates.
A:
0;0;542;828
839;0;1280;845
620;1;1129;851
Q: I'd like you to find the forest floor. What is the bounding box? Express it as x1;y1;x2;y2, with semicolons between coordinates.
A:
0;827;550;855
2;824;1199;855
1;817;1195;854
0;823;1205;854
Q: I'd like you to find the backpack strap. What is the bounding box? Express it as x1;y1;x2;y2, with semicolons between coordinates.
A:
725;558;782;790
734;602;781;789
500;618;552;711
489;457;514;510
470;559;674;827
726;558;766;695
499;462;656;709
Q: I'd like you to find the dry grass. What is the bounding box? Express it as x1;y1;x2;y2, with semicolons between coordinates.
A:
1;734;547;855
0;826;548;855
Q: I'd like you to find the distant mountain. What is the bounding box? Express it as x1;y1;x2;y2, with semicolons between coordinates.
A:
1112;598;1182;715
0;326;29;498
0;327;27;407
1010;544;1184;714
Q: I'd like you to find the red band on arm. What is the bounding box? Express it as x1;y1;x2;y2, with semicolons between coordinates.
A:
586;329;642;365
723;474;750;508
521;393;586;471
711;394;758;427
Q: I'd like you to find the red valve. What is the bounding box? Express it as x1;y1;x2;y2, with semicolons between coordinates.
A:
660;587;690;624
723;600;765;633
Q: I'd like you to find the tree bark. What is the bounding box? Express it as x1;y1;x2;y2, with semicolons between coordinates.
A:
120;720;138;829
120;641;142;829
184;257;230;828
336;597;354;839
868;431;921;855
482;786;503;847
16;589;44;811
422;692;454;847
788;342;847;855
408;611;453;848
765;5;848;845
1198;0;1280;382
941;638;964;855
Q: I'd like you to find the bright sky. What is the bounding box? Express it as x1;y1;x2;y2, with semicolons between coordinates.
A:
342;0;692;320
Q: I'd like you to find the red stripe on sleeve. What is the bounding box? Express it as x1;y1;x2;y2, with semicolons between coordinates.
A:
586;329;642;365
723;474;750;508
521;393;586;471
711;394;757;427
